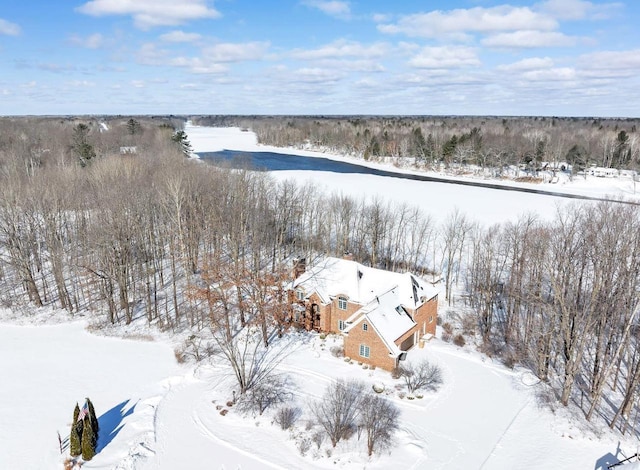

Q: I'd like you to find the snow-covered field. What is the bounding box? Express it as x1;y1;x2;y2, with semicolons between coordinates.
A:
3;318;635;470
4;124;640;470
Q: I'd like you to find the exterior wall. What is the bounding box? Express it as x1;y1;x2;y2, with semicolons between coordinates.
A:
329;296;361;334
291;291;362;334
344;322;397;371
412;295;438;337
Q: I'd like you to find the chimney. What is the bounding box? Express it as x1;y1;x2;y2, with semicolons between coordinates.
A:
343;252;354;262
292;257;306;279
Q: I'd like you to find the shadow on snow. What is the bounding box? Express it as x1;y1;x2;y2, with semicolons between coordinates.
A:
97;399;136;452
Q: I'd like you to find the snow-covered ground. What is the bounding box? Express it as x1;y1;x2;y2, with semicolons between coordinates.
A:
4;124;640;470
3;318;636;470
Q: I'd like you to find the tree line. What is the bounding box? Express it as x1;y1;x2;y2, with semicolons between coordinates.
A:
465;203;640;433
193;115;640;173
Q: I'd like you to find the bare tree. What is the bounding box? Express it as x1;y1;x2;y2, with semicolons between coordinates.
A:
236;374;292;416
396;359;443;394
211;323;294;395
359;395;400;456
312;379;365;447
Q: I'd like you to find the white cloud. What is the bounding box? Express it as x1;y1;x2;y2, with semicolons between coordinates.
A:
201;42;269;62
483;30;577;48
302;1;351;19
578;49;640;78
497;57;555;72
290;40;387;60
68;33;104;49
378;6;557;39
537;0;623;20
409;46;480;69
137;43;169;65
137;41;266;74
160;30;202;43
77;0;220;29
521;67;576;81
169;56;228;74
292;67;343;84
66;80;96;88
372;13;391;23
0;18;21;36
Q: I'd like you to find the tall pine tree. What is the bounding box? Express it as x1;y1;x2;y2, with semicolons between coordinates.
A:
70;403;82;457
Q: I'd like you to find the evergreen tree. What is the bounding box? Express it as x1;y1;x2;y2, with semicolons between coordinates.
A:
86;397;100;440
126;118;141;136
81;415;96;461
72;123;96;167
70;403;82;457
172;130;193;157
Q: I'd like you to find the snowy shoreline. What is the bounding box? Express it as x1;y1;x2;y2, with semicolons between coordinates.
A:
185;122;640;203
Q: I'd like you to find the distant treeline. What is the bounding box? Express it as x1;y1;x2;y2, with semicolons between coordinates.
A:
193;115;640;172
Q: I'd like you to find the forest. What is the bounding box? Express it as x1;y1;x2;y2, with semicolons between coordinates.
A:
1;115;639;435
194;115;640;173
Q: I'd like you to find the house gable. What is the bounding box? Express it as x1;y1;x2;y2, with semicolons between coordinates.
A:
289;256;439;369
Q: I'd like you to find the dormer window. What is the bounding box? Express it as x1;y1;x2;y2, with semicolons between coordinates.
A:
296;289;305;301
338;296;347;310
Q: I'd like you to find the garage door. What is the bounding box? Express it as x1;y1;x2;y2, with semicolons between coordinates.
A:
399;334;415;351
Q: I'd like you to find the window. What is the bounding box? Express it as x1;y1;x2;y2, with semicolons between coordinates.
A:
338;296;347;310
338;320;345;331
429;316;433;323
359;344;370;358
295;289;304;301
362;323;368;331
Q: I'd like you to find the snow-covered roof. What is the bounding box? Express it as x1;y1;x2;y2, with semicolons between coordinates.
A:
343;286;416;357
291;257;438;309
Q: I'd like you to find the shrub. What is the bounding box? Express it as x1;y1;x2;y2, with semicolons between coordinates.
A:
174;348;186;363
312;430;325;449
70;404;82;457
372;383;385;394
453;334;466;347
503;354;517;369
297;438;311;456
237;375;292;416
442;332;452;343
81;416;96;461
274;406;300;430
460;315;477;336
442;322;454;334
86;398;99;439
330;346;344;358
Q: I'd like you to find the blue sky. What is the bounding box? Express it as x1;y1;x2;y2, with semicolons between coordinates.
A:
1;0;639;116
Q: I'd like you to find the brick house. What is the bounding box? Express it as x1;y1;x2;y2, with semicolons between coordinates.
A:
289;256;438;371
